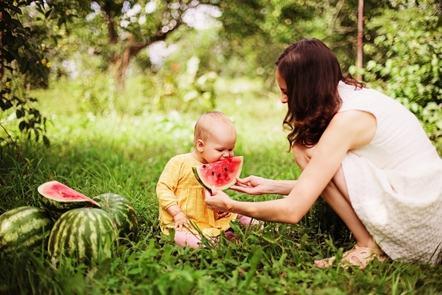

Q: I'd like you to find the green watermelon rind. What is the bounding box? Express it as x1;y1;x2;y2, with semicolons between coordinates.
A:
47;207;117;265
192;167;213;193
0;206;53;253
192;156;243;192
39;197;96;218
93;193;138;237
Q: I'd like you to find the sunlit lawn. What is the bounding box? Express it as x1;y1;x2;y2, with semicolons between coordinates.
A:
1;76;441;294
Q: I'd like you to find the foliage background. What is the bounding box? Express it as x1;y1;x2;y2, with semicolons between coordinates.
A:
1;0;440;149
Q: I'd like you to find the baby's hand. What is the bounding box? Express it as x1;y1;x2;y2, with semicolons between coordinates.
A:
173;212;189;231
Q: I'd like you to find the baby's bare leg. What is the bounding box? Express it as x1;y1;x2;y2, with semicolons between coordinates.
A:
174;230;201;248
236;214;262;227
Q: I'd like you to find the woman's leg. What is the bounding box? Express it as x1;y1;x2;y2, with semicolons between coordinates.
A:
293;145;385;268
292;144;378;249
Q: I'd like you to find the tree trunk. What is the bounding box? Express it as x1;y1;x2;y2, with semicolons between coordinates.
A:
0;10;3;81
113;37;150;90
356;0;364;81
102;1;186;89
112;20;183;89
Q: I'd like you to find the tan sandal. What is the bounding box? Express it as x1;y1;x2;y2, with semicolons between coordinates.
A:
315;245;387;269
340;245;386;269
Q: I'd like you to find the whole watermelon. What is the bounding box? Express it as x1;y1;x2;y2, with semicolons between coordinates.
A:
93;193;138;237
0;206;53;253
48;208;117;264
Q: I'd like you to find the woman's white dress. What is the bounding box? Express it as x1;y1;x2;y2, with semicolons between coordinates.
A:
338;82;442;264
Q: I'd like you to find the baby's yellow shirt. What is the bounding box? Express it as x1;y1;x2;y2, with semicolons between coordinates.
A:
156;153;237;237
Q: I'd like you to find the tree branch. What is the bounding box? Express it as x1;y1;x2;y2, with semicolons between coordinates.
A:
135;19;184;53
131;0;202;53
112;0;205;88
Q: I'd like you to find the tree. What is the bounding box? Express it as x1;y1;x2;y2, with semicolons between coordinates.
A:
363;0;441;147
217;0;383;83
0;1;51;146
48;0;220;89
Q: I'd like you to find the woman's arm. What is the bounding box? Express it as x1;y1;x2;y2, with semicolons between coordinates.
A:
206;111;376;224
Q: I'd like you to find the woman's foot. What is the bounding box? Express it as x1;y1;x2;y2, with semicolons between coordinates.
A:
314;244;387;269
314;256;336;268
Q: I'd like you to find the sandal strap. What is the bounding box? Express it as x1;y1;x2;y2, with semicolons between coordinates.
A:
341;245;386;269
314;245;387;269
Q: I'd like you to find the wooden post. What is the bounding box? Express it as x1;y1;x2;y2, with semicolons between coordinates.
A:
0;10;3;81
356;0;364;81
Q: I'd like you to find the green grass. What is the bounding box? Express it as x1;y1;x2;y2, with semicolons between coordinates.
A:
1;76;441;294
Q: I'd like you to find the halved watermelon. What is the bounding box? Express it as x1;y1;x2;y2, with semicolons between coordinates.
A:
192;156;243;193
38;181;100;210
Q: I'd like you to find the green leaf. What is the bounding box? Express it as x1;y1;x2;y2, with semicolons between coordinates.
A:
16;109;25;118
18;121;27;131
45;8;53;18
0;99;13;110
43;135;50;146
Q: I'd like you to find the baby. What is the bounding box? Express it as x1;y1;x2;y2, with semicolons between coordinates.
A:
156;111;258;248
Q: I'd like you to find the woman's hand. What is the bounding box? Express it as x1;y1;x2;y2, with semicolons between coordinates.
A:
173;212;189;231
230;175;274;195
204;189;234;212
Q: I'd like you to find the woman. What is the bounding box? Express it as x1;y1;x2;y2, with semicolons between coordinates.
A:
205;38;442;268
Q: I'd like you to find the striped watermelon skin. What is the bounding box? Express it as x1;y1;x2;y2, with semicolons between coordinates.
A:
48;208;117;264
0;206;53;253
93;193;138;237
40;197;95;219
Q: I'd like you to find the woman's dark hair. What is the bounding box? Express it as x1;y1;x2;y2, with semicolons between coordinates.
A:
276;38;363;148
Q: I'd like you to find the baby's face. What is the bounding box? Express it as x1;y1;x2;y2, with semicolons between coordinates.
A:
199;126;236;163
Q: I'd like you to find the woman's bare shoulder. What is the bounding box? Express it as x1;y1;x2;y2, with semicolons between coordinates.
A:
328;110;377;149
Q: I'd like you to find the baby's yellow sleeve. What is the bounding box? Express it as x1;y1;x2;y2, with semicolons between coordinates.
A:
156;157;181;210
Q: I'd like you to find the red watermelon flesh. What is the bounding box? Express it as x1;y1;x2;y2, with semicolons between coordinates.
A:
193;156;243;192
38;181;100;207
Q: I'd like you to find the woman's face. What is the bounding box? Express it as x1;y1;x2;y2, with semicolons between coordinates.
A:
275;69;288;104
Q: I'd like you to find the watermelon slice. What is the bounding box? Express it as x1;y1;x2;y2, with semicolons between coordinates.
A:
192;156;243;193
38;180;100;208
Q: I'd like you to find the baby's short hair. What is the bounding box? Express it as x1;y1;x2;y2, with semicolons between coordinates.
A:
194;111;233;142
